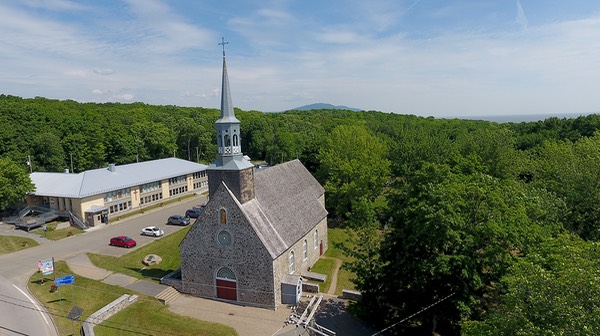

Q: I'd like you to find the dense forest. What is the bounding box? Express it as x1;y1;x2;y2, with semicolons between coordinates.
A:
1;94;599;335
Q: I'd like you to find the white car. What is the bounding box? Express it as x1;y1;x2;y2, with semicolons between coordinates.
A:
141;226;164;237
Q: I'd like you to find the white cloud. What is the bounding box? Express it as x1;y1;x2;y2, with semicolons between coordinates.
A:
516;0;528;30
93;68;114;76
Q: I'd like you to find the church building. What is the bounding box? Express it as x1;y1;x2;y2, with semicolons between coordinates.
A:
178;47;328;309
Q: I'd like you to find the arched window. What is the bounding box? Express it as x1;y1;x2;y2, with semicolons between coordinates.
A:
288;251;295;274
220;208;227;224
233;134;238;147
303;239;308;260
224;134;231;147
313;230;318;250
216;267;236;280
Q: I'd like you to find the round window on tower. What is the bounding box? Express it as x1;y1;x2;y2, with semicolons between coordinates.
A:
218;230;232;246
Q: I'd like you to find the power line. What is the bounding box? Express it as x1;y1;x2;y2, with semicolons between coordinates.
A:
0;296;181;336
371;292;455;336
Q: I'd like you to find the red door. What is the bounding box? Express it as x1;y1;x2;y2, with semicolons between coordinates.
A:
320;241;323;256
216;279;237;301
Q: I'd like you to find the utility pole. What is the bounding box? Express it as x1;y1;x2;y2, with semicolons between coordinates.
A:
195;146;199;163
27;155;32;173
69;152;73;173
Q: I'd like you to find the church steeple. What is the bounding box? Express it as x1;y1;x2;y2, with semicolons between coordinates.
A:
207;38;255;204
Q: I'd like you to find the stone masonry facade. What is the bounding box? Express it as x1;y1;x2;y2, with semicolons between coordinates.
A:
180;183;277;308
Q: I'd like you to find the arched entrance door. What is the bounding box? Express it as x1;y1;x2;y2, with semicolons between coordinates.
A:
216;267;237;301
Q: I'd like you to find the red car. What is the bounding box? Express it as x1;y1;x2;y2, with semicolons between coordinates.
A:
109;236;137;248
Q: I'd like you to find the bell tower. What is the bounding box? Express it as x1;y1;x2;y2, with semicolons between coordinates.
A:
206;38;255;203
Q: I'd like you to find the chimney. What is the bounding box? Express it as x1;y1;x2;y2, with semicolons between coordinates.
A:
108;163;116;172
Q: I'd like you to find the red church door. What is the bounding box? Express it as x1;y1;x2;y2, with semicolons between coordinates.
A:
216;279;237;300
320;241;323;256
216;267;237;301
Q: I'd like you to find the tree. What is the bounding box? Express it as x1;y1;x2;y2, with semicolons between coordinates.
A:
317;124;390;220
31;132;65;172
337;197;386;313
462;234;600;335
529;133;600;240
0;158;35;210
364;164;566;334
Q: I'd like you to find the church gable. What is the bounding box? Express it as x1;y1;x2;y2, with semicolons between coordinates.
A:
181;182;271;263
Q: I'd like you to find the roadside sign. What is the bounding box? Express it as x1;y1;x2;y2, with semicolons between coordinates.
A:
55;274;75;286
41;259;54;275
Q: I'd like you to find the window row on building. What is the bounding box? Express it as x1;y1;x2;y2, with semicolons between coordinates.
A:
288;230;319;274
140;192;163;205
169;175;187;185
194;180;208;190
169;185;188;197
141;181;161;193
193;171;206;179
104;188;131;202
108;200;132;214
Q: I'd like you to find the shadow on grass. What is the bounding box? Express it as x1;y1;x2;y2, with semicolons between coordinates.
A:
126;267;175;281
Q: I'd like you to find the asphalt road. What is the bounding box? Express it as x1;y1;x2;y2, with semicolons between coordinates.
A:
0;195;206;336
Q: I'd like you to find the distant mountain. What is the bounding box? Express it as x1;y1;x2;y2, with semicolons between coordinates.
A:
289;103;362;112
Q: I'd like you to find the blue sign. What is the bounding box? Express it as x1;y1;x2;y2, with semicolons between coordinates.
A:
55;274;75;286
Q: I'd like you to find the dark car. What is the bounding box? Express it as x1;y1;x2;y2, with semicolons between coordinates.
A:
185;208;203;218
109;236;137;248
167;215;190;226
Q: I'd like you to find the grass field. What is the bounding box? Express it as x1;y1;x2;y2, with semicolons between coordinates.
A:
87;226;191;281
28;260;237;336
309;227;356;295
325;227;357;296
95;300;237;336
32;222;84;241
0;235;39;255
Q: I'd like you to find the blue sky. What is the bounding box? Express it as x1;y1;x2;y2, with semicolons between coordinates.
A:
1;0;600;117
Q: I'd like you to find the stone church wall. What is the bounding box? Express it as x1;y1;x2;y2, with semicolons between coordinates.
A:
180;185;276;308
272;216;328;306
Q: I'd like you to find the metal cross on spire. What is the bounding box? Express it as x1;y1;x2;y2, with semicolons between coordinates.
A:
218;37;229;57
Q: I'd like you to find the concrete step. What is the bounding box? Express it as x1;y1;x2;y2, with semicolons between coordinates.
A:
156;286;180;304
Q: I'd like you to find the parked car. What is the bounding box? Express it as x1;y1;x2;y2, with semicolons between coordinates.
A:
185;208;203;218
141;226;164;237
167;215;190;226
109;236;137;248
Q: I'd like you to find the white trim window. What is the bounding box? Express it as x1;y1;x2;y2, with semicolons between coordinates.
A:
303;239;308;261
313;230;318;250
288;251;295;274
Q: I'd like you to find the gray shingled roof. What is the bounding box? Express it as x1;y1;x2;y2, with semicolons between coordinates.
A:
29;158;207;198
239;159;327;259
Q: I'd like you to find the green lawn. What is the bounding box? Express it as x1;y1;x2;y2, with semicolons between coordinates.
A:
88;226;191;281
96;300;237;336
28;260;237;336
0;235;39;255
309;227;357;295
308;257;336;293
32;222;84;241
28;260;140;335
325;227;357;295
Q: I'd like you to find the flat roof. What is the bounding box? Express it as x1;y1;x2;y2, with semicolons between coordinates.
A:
30;158;207;198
